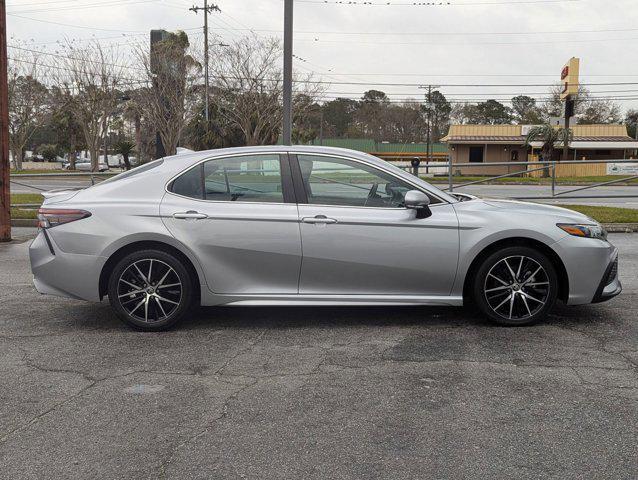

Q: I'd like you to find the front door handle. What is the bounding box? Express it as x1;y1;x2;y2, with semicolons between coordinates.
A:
173;211;208;220
302;215;337;224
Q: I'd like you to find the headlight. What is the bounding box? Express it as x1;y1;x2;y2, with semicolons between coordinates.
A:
557;223;607;240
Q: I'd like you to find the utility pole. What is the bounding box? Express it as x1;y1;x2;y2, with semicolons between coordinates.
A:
282;0;293;145
102;115;108;169
0;0;11;242
420;84;439;163
190;1;220;126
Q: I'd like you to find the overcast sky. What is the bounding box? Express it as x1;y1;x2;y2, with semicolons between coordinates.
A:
6;0;638;112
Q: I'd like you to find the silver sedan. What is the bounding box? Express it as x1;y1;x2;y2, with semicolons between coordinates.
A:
30;146;621;331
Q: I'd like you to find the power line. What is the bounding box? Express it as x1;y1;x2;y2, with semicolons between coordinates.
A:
7;0;168;15
202;26;638;37
295;36;638;46
293;0;580;5
7;13;145;32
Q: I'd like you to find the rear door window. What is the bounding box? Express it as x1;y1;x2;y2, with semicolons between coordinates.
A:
169;154;285;203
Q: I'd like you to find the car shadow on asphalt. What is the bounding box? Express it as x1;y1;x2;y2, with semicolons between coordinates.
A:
64;298;607;333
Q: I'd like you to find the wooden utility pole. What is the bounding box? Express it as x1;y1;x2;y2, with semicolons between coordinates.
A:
189;1;220;126
282;0;293;145
419;84;440;162
0;0;11;242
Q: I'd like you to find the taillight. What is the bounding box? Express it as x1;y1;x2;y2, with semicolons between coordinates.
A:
37;208;91;229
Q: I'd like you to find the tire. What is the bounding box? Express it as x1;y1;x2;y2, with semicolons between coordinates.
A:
108;249;194;331
472;246;558;326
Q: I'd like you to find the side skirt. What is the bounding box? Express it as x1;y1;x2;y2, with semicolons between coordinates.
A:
200;293;464;307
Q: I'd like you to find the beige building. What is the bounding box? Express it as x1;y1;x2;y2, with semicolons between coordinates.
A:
441;124;638;176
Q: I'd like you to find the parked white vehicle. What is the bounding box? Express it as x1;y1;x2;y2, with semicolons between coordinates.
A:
63;158;109;172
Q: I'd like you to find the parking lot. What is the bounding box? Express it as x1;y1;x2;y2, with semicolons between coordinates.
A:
1;233;637;479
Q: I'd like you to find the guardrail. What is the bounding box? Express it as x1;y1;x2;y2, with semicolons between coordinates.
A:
9;158;638;209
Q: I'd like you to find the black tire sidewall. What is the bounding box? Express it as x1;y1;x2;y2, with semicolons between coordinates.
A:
108;249;194;331
473;246;558;326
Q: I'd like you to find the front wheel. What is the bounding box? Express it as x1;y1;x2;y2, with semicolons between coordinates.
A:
108;249;194;331
472;246;558;326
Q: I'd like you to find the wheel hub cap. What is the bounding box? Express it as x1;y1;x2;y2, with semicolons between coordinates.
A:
484;255;550;321
117;258;183;323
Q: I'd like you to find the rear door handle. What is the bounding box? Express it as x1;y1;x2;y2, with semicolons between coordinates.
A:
173;211;208;220
302;215;337;224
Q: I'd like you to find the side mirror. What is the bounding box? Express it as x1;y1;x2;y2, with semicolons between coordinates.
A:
404;190;432;218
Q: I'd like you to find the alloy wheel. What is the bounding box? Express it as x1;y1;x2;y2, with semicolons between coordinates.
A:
483;255;550;321
117;259;183;323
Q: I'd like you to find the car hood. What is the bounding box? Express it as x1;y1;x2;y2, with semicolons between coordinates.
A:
480;198;595;223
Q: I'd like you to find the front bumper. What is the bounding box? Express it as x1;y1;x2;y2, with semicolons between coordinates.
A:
552;235;620;305
592;254;622;303
29;230;106;301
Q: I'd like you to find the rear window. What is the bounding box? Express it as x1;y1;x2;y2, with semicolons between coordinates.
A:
98;159;165;185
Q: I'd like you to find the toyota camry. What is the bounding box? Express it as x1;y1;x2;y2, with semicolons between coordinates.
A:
29;146;621;331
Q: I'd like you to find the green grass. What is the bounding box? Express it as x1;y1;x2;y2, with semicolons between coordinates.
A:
428;175;638;185
11;193;44;205
11;208;38;219
559;205;638;224
10;169;68;175
10;193;43;221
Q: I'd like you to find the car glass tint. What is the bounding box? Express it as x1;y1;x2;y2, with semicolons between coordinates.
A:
203;155;284;203
297;154;436;208
170;164;203;199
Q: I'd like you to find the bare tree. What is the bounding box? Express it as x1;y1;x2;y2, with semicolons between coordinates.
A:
54;41;127;171
542;85;622;124
211;36;323;146
7;46;49;170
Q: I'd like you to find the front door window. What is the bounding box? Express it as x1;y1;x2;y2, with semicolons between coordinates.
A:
297;154;434;208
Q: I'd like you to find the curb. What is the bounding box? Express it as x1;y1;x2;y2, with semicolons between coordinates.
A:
10;219;638;232
11;219;38;227
603;223;638;233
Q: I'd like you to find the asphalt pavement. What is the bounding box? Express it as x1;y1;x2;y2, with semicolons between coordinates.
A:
0;234;637;479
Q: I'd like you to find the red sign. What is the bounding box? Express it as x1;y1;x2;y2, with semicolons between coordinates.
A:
561;66;569;80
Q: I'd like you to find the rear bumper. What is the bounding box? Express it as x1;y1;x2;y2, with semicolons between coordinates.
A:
592;254;622;303
29;230;106;301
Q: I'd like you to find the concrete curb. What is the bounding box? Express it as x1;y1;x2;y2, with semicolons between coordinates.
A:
12;219;38;227
603;223;638;233
10;219;638;232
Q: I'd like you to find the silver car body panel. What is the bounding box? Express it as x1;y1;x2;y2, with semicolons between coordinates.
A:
29;145;618;308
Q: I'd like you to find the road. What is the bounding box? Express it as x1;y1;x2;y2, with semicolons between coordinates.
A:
0;233;636;479
10;175;638;208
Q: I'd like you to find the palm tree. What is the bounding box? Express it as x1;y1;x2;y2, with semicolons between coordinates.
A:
114;140;135;170
524;124;572;163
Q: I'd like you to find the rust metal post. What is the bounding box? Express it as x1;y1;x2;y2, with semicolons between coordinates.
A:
0;0;11;242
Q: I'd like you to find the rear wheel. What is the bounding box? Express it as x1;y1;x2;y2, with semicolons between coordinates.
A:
473;246;558;326
108;249;194;331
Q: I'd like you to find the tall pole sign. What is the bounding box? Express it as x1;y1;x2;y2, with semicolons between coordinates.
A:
282;0;293;145
560;57;579;161
0;0;11;242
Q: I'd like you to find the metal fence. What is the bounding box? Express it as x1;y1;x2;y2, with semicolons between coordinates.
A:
397;158;638;201
9;158;638;210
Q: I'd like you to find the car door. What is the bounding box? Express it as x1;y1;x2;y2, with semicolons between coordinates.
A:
160;153;302;294
291;153;459;296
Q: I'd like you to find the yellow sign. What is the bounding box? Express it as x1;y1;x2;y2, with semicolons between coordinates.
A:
560;57;580;100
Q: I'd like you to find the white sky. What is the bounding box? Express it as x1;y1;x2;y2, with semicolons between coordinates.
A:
6;0;638;113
